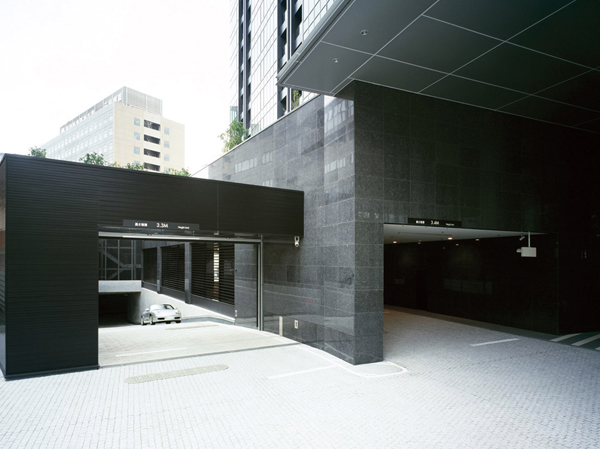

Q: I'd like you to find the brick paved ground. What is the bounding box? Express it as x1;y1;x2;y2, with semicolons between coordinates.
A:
1;307;598;448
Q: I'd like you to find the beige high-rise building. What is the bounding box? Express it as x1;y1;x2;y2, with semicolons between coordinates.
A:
43;87;185;173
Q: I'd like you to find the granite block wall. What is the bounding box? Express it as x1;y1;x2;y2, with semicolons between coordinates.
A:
209;80;600;362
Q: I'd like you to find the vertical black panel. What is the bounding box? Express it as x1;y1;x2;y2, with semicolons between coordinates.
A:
143;248;158;285
190;243;235;305
5;156;99;377
0;159;6;374
161;245;185;292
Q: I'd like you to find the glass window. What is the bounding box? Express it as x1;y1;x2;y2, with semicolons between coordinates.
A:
134;132;140;140
164;154;170;161
134;117;140;126
134;147;140;154
164;127;170;135
164;141;170;148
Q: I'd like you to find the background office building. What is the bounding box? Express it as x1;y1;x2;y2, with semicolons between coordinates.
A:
230;0;335;134
43;87;185;173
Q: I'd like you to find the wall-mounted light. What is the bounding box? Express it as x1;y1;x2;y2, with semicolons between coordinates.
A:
447;237;453;240
393;240;397;244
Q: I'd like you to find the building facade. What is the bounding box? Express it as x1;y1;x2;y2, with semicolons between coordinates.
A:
43;87;185;173
210;0;600;365
229;0;335;134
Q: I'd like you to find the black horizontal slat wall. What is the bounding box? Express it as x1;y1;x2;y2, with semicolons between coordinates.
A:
0;160;6;374
218;183;304;236
6;157;99;377
2;154;303;378
218;243;235;305
161;245;185;292
191;243;235;305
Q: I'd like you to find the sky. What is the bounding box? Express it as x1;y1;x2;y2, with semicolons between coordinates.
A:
0;0;231;174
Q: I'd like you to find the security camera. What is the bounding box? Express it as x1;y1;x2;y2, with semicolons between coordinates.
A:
294;236;300;248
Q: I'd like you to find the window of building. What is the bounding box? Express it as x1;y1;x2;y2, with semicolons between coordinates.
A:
164;154;170;162
144;162;160;172
144;120;160;131
134;132;140;140
164;127;170;135
134;118;140;126
164;141;170;148
134;147;140;155
144;135;160;144
144;148;160;158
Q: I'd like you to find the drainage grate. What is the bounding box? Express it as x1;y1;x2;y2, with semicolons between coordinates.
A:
125;364;228;384
166;324;220;331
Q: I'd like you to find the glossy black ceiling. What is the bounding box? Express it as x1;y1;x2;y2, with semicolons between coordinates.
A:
278;0;600;133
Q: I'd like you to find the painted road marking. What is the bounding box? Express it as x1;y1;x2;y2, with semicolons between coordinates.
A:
268;365;336;379
471;338;520;347
572;333;600;347
116;347;188;357
551;333;581;342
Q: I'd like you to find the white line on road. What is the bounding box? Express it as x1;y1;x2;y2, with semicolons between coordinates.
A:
268;365;336;379
116;347;188;357
572;333;600;347
551;333;581;342
471;338;520;347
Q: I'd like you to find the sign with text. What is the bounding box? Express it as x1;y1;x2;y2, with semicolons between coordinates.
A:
408;218;462;227
123;220;200;231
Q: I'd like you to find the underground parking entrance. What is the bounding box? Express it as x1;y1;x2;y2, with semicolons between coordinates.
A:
383;223;562;334
96;234;295;367
0;154;303;379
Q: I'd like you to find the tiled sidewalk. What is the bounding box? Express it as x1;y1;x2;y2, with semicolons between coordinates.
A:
1;308;598;448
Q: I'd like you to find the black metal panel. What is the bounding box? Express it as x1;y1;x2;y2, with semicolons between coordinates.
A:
0;159;6;374
1;154;303;378
161;245;185;292
190;294;235;317
142;248;157;284
191;243;235;305
4;156;99;378
218;183;304;236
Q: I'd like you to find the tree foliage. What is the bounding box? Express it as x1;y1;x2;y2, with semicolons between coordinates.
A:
166;167;191;177
80;152;190;176
79;152;106;165
219;119;249;153
28;147;47;158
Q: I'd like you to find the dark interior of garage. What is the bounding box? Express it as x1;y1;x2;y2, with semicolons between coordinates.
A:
384;233;600;335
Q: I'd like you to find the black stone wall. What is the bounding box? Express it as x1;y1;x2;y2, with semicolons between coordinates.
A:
210;80;600;358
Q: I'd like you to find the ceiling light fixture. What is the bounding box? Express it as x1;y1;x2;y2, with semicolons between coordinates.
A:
333;58;339;63
360;30;368;36
447;237;453;240
393;240;397;244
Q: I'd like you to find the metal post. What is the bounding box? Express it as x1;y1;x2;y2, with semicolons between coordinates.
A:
258;235;264;331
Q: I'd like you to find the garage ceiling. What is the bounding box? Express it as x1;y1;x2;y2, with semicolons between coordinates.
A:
278;0;600;133
383;224;533;244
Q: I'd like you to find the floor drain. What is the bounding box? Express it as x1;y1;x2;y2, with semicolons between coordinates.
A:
125;364;228;384
166;324;220;331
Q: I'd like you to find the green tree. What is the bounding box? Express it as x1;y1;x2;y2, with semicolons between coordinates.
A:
125;162;145;170
79;152;107;165
28;147;47;158
291;89;302;110
219;119;249;153
166;167;191;177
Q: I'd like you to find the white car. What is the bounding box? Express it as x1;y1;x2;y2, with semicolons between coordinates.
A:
141;304;182;325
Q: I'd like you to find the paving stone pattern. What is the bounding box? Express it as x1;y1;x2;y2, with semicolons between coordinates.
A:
1;308;599;448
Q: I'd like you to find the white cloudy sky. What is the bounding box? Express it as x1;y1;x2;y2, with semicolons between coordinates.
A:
0;0;231;174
